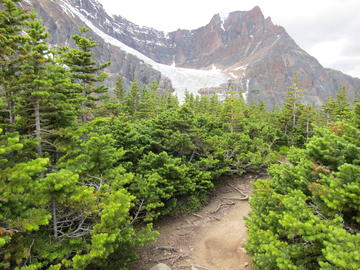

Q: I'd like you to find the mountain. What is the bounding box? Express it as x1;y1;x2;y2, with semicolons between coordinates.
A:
22;0;360;106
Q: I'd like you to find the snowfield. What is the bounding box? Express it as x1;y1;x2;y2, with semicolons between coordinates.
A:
60;0;229;102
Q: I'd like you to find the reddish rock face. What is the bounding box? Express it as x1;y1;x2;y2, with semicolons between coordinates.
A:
24;0;360;107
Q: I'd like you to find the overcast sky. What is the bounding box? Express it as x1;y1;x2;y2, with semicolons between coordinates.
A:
98;0;360;78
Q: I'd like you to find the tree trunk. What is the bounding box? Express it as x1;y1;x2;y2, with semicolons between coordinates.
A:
306;120;310;139
34;98;43;157
292;103;296;127
80;88;87;123
52;199;58;238
8;101;15;125
6;89;16;126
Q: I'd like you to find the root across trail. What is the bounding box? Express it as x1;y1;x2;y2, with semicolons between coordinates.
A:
131;174;263;270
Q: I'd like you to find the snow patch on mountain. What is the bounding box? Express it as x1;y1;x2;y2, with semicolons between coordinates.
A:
59;1;76;18
219;12;230;23
234;65;248;71
242;79;250;103
60;0;229;102
219;12;230;31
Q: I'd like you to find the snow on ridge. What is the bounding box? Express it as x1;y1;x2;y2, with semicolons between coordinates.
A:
234;65;248;71
219;12;230;31
80;8;95;19
59;0;76;18
219;12;230;23
60;0;229;102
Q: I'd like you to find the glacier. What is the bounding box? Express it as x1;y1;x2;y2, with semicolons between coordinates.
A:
60;0;229;102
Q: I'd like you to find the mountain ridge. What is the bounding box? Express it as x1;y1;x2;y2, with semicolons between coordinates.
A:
23;0;360;106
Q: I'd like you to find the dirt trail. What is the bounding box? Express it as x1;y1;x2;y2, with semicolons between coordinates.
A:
131;174;261;270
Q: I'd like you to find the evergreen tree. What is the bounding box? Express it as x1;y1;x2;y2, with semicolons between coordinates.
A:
221;91;244;134
322;86;351;123
246;120;360;269
0;129;50;268
0;0;32;128
125;80;140;117
17;17;50;158
277;76;309;146
16;17;81;161
137;80;163;119
62;28;110;122
114;75;126;103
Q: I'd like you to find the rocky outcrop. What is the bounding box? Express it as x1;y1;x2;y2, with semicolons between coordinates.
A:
24;0;360;106
23;0;172;90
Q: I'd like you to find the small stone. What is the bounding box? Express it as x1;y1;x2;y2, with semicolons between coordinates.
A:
150;263;171;270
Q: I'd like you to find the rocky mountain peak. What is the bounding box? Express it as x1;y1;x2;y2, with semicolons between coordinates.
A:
23;0;360;106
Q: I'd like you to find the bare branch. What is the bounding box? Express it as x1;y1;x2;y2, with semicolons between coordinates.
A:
128;199;144;227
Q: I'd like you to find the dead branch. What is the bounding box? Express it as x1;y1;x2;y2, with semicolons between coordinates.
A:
156;246;178;252
206;215;220;221
222;196;248;201
176;224;196;230
189;149;196;162
177;231;191;236
0;227;20;235
185;218;193;225
23;239;34;265
40;129;60;136
192;213;203;219
129;199;144;226
171;254;190;265
208;202;235;214
147;254;179;263
192;264;211;270
177;265;192;269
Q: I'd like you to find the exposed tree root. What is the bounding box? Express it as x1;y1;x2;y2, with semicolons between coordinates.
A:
208;202;235;214
227;183;249;200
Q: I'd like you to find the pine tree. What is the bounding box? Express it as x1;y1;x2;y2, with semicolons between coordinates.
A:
209;94;220;116
114;75;126;103
62;28;110;122
221;91;244;133
137;80;163;119
18;17;50;158
0;128;50;268
125;80;140;117
0;0;32;128
278;76;306;145
17;18;81;160
322;86;351;123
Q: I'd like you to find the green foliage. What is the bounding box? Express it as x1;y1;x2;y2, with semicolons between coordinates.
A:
0;0;34;128
247;118;360;269
322;86;352;124
5;2;358;268
61;28;110;122
276;76;325;147
173;193;210;215
0;129;50;267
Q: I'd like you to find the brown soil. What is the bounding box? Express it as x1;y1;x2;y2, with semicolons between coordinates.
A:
131;174;264;270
